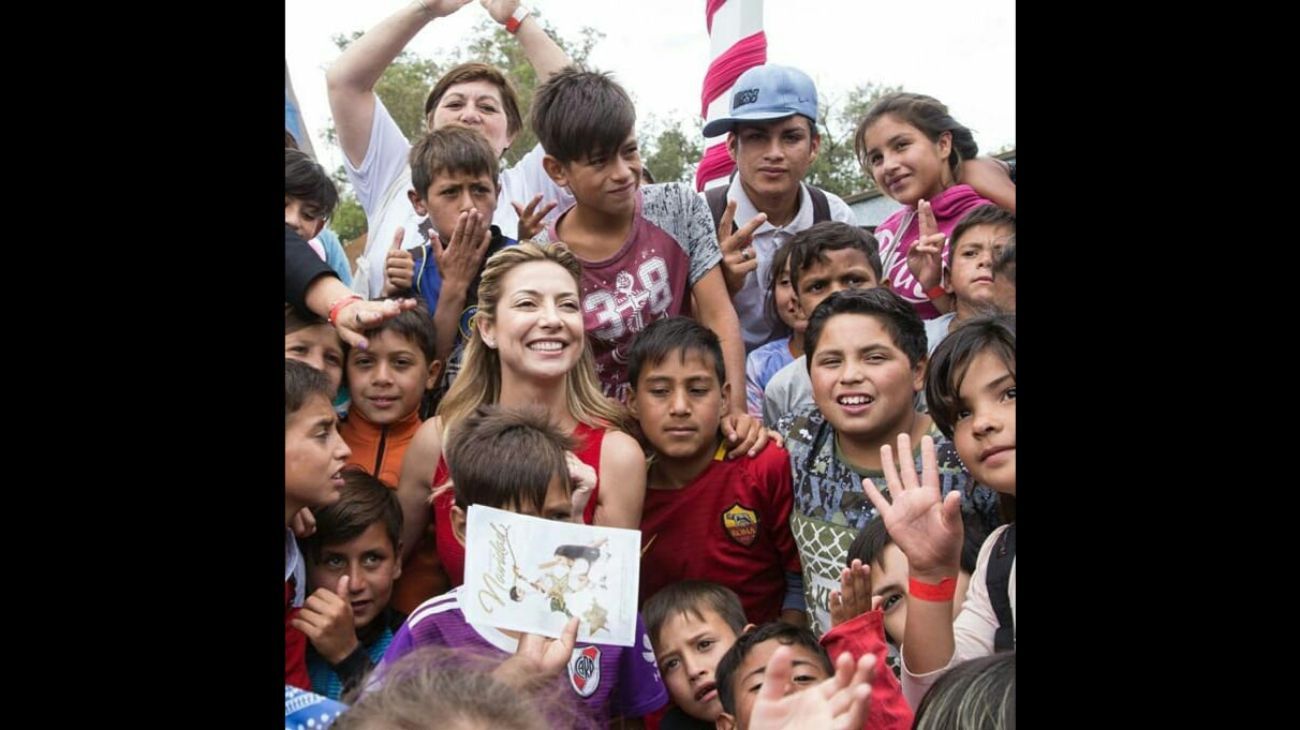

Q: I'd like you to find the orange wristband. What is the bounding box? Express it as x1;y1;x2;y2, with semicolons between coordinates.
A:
327;295;363;326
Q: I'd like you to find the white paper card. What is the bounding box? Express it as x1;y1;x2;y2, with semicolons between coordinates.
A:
462;505;642;647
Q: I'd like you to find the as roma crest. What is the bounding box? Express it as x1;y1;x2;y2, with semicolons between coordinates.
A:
722;503;759;547
568;645;602;697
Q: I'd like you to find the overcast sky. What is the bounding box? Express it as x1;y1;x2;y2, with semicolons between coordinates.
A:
286;0;1015;189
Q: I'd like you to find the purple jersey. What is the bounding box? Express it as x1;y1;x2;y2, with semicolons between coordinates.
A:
377;588;667;724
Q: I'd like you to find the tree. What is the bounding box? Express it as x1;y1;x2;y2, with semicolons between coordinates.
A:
805;82;901;198
640;114;702;184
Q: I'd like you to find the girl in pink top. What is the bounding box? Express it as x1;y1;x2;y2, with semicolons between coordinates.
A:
855;93;997;319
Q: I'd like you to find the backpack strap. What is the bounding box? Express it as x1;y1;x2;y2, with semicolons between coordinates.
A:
806;183;832;223
705;184;736;235
986;523;1016;652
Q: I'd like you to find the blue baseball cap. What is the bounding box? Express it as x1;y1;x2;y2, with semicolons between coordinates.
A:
702;64;819;138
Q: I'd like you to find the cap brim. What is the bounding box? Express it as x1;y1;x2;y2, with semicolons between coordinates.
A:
702;109;800;138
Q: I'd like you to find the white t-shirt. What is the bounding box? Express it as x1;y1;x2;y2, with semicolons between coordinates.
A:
762;355;814;428
925;312;957;355
344;96;572;297
708;176;857;352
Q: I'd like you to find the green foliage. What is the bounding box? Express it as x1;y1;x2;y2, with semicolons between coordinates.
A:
640;115;702;184
805;82;902;198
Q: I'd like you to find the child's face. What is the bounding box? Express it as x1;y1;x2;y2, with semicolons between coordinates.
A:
730;117;820;204
810;313;925;441
794;248;881;321
285;196;326;242
628;350;728;462
860;114;953;206
952;350;1016;494
410;170;498;243
653;608;739;721
428;79;513;156
869;544;910;645
721;639;831;730
549;133;642;218
947;224;1012;308
517;475;575;522
451;475;573;545
307;523;402;631
869;543;971;645
286;394;351;510
773;266;806;334
285;325;344;396
346;330;439;426
478;261;585;383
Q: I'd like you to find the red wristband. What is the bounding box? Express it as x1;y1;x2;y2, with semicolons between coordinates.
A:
505;6;530;33
327;295;363;326
925;285;948;301
908;576;957;602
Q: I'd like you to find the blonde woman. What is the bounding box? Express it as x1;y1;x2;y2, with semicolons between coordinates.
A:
395;241;645;593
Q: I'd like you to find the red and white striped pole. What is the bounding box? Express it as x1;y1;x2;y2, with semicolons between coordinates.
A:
696;0;767;191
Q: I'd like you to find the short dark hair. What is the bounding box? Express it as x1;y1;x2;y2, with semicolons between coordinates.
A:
913;651;1016;730
788;222;884;294
445;405;575;514
286;148;339;219
947;205;1016;270
423;62;524;140
804;288;928;373
846;514;892;568
286;358;334;425
627;317;726;389
530;66;636;165
301;468;402;563
361;304;437;366
925;314;1015;440
285;129;299;150
643;581;747;651
716;622;833;716
285;302;328;335
994;236;1016;285
409;126;502;200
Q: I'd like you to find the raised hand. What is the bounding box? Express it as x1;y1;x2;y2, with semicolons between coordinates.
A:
290;575;360;665
422;0;475;19
748;646;875;730
860;433;963;579
566;451;597;522
721;411;769;460
431;209;493;290
513;194;559;241
716;199;768;295
829;559;876;628
383;228;416;296
290;507;317;539
333;297;421;350
906;199;947;291
479;0;522;24
493;616;580;689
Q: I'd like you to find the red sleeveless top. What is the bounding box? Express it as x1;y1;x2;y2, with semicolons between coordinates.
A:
431;422;606;587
